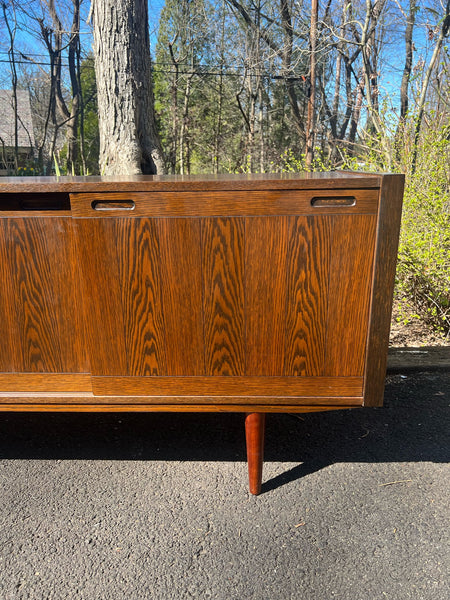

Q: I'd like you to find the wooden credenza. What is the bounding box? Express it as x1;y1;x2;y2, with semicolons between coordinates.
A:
0;172;404;493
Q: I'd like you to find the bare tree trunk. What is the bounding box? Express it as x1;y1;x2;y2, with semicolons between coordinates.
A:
330;53;341;132
400;0;417;121
3;3;19;171
46;2;70;123
411;1;450;174
214;63;224;174
92;0;164;174
179;67;194;175
305;0;318;169
77;39;87;175
394;0;416;161
66;0;81;173
213;7;227;174
258;83;264;172
280;0;305;143
339;56;356;142
360;1;389;149
41;1;76;173
247;78;256;170
168;37;179;174
348;71;364;149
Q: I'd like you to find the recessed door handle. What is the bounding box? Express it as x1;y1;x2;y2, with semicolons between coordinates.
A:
91;200;135;211
310;196;356;207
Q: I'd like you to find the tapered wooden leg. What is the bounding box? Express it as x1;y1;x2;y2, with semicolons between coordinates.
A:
245;412;266;495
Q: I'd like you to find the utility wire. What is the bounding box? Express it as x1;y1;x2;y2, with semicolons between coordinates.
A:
0;52;306;78
0;59;307;81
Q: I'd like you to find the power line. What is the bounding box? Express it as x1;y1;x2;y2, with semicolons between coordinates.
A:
0;58;307;81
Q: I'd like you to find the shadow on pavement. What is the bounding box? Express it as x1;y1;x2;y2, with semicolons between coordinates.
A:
0;372;448;492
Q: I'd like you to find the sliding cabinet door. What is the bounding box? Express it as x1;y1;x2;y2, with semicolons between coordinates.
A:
0;212;89;397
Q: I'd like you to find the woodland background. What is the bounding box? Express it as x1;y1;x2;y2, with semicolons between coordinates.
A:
0;0;449;340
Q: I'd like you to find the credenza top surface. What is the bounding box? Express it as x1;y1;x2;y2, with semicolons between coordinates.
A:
0;171;385;193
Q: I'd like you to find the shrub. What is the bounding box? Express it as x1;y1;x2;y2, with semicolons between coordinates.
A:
396;125;450;337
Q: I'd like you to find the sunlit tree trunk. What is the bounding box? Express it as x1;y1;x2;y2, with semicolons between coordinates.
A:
411;1;450;174
305;0;318;168
92;0;164;174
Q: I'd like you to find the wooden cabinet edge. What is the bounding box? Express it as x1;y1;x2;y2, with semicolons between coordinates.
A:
0;373;92;393
0;394;363;407
364;173;405;407
0;172;382;194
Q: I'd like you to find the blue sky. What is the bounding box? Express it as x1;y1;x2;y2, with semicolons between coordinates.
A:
0;0;447;118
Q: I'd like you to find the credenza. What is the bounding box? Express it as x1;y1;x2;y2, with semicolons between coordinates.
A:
0;172;404;494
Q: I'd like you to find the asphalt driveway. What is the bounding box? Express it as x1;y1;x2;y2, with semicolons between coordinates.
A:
0;370;449;599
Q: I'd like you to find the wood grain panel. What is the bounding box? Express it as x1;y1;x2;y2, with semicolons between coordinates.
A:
49;219;89;373
91;376;363;398
364;174;405;406
245;217;289;375
325;215;377;376
0;211;72;218
158;218;204;375
0;218;87;373
202;218;245;375
0;220;20;371
285;216;332;376
114;218;166;375
1;218;59;371
74;219;128;375
70;189;379;218
0;374;92;392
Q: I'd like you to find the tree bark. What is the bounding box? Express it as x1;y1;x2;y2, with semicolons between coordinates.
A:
305;0;318;169
92;0;164;174
400;0;417;121
394;0;416;161
411;0;450;174
66;0;81;173
280;0;305;143
3;2;19;171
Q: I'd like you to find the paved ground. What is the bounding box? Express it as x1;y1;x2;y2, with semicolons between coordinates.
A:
0;371;449;600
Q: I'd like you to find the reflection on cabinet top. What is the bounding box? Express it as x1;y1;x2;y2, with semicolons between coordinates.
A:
0;171;382;195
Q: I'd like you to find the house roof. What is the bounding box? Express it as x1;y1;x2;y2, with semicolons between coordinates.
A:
0;89;35;148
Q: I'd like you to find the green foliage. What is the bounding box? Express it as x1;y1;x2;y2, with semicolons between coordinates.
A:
274;148;361;173
53;153;61;176
395;124;450;336
335;119;450;337
57;56;99;175
79;56;100;175
269;124;450;339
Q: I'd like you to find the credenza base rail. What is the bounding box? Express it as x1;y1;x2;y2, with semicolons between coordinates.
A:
0;403;356;413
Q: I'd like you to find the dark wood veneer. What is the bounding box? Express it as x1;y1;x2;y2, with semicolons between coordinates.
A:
0;172;404;494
